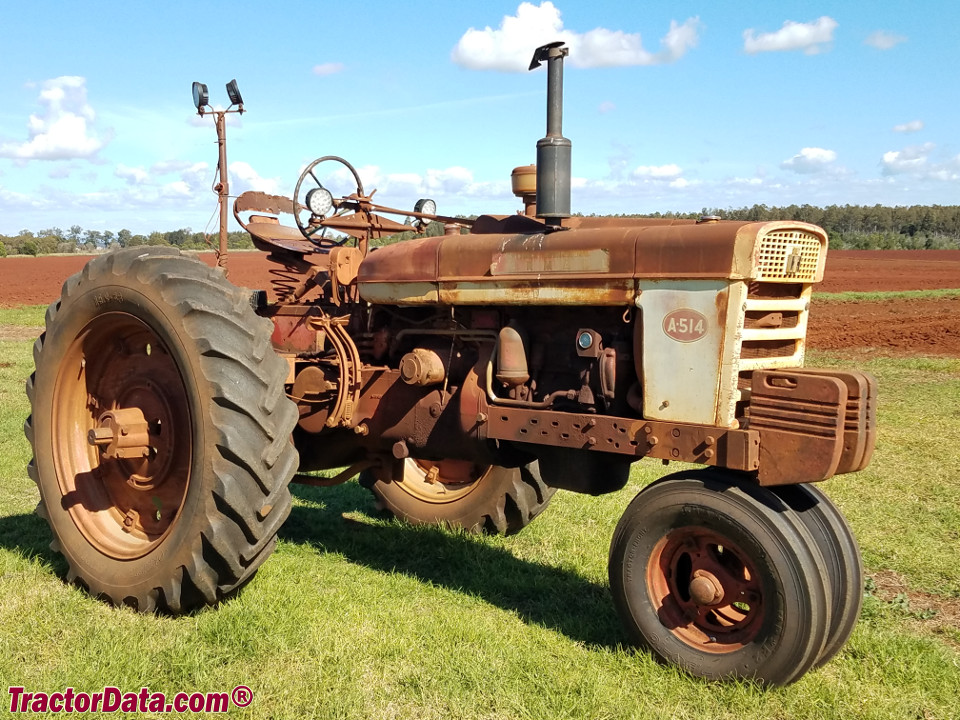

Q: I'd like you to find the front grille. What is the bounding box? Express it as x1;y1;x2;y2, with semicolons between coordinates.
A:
744;310;800;330
756;230;822;281
737;282;810;373
741;339;798;359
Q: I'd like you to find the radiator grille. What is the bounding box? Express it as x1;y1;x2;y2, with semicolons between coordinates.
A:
756;230;822;281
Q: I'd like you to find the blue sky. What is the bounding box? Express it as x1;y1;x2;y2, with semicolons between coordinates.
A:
1;1;957;235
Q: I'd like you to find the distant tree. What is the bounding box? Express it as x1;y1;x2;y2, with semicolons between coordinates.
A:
67;225;83;245
117;229;133;248
82;229;102;251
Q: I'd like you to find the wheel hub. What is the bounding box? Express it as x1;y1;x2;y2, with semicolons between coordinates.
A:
647;526;763;652
52;312;193;559
87;408;150;460
689;571;725;606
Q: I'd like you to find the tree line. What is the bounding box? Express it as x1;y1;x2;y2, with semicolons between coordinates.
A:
2;203;959;256
635;203;960;250
0;226;253;257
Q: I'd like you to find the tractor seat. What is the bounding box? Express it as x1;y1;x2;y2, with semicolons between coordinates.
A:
234;191;317;255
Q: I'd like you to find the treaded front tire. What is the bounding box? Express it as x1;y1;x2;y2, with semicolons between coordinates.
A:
25;247;298;613
608;469;831;686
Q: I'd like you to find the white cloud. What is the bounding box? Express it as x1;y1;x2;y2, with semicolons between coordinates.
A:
160;181;192;199
865;31;906;50
893;120;923;133
152;160;194;175
0;76;110;160
229;161;282;195
598;101;616;114
743;16;837;55
881;143;934;176
115;164;150;185
781;147;838;174
49;163;77;179
632;164;682;179
452;2;700;72
312;62;345;76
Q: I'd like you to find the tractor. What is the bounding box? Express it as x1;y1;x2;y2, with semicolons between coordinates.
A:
26;43;875;686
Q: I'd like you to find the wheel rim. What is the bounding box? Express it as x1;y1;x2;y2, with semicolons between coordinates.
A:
395;459;490;504
646;527;764;653
52;312;192;559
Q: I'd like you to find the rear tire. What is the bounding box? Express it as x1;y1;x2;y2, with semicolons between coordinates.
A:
360;458;554;535
608;469;830;686
26;247;298;613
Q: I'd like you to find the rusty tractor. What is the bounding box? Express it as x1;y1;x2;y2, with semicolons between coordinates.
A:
26;44;875;686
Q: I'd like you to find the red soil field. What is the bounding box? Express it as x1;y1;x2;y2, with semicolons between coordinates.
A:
1;249;959;356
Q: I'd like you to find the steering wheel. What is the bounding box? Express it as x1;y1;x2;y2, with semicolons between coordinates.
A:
293;155;366;244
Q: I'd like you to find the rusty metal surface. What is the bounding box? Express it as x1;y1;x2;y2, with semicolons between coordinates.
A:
88;408;150;460
355;219;828;307
486;407;760;471
854;372;878;472
792;368;878;474
749;370;846;485
270;313;324;354
235;191;300;217
647;526;763;652
53;312;192;559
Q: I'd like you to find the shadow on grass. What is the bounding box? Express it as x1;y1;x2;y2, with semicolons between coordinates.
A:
281;482;627;650
0;484;628;651
0;508;67;574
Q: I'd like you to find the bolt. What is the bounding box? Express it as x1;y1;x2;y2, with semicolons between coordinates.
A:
354;424;369;436
392;441;409;459
672;428;680;438
587;437;597;446
475;412;488;425
704;449;715;459
429;403;442;418
705;435;716;446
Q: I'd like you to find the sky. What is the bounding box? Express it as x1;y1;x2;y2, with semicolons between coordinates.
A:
1;0;958;236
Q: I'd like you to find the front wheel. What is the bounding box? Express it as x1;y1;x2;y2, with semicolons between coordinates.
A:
608;469;831;686
360;458;554;535
26;248;299;612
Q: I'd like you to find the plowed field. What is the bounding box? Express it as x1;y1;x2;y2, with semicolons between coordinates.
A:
1;249;958;356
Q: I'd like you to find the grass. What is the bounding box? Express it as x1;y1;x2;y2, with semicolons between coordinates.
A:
1;308;959;719
815;287;960;303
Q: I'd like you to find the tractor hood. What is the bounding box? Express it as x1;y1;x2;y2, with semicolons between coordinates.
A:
357;217;828;306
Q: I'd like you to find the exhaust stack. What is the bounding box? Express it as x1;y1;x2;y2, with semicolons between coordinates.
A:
529;41;571;227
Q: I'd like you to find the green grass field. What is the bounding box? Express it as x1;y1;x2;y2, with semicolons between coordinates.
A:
1;304;958;719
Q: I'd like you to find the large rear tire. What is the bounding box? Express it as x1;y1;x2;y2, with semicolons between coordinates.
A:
608;469;831;686
360;458;554;535
25;247;298;613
